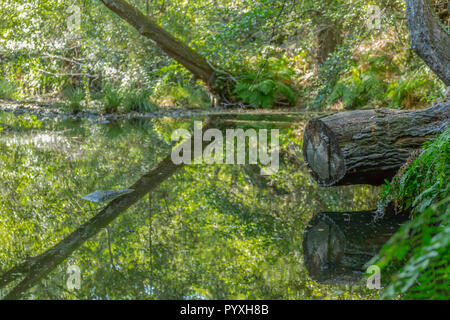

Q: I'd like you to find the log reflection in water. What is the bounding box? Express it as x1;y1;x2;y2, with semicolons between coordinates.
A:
302;210;409;284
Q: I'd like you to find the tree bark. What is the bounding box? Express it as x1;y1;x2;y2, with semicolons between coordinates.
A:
302;102;450;186
99;0;223;96
302;210;409;284
316;18;341;66
406;0;450;85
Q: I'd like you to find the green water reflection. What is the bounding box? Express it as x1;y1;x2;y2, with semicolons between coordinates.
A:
0;112;381;299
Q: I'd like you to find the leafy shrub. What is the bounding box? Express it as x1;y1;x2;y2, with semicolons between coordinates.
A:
234;78;297;109
233;57;297;109
154;82;211;109
103;84;122;114
329;67;386;109
386;77;434;109
63;87;85;113
371;128;450;299
123;89;157;112
373;199;449;299
380;128;449;215
311;38;357;109
0;78;17;99
151;62;211;108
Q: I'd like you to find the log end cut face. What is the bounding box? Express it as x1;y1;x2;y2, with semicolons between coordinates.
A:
303;119;345;186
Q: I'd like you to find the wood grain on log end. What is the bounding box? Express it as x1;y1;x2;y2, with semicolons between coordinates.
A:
303;119;345;186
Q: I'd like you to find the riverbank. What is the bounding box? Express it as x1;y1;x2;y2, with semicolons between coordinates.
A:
0;98;313;123
370;128;450;299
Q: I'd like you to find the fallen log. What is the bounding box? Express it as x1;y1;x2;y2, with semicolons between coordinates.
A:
302;210;409;284
302;102;450;186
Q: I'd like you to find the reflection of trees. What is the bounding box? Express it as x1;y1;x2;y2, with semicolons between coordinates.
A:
0;115;380;299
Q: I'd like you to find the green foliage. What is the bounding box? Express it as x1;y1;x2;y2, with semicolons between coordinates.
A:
63;87;85;114
329;58;387;109
380;128;450;216
0;78;17;99
155;83;211;109
103;84;122;114
0;0;438;110
386;78;427;109
372;198;450;299
233;57;297;109
311;40;355;109
372;128;450;299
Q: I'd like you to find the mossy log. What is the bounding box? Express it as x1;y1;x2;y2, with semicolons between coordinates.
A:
302;102;450;186
302;210;409;284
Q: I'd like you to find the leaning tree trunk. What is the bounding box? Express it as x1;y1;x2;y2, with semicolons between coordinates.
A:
302;210;409;284
406;0;450;85
99;0;228;99
302;101;449;186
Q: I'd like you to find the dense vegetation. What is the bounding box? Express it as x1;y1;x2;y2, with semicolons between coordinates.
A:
0;0;448;301
371;128;449;299
0;0;447;112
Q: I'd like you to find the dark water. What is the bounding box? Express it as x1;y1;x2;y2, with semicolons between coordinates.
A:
0;112;381;299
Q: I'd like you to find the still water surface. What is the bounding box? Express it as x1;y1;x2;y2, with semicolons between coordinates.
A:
0;112;380;299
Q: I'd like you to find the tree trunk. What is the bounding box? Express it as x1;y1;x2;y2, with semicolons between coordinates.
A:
316;18;341;66
302;210;409;284
406;0;450;85
99;0;227;98
302;102;450;186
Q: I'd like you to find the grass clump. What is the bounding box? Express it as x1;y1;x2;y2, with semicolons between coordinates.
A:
63;87;85;114
103;84;122;114
123;89;157;112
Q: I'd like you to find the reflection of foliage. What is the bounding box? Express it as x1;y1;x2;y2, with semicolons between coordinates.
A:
372;128;450;299
0;112;43;131
0;116;380;299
